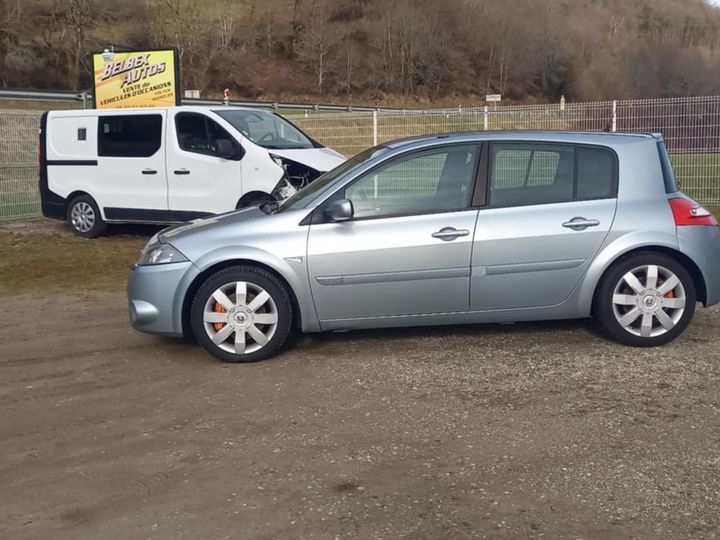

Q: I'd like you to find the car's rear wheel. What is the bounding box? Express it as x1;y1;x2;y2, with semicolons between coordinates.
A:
595;252;696;347
67;195;107;238
190;266;293;362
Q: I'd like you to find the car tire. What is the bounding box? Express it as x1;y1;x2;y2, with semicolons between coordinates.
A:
67;194;107;238
595;252;696;347
190;265;293;362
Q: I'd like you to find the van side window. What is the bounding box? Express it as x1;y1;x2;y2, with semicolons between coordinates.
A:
98;115;162;157
176;113;241;158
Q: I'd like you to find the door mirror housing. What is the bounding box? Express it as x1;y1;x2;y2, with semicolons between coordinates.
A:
215;138;238;160
324;199;354;222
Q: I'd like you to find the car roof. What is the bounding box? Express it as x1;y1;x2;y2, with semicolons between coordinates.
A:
384;131;662;149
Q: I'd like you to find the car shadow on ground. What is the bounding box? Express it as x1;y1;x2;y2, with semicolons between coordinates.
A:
292;318;603;348
159;317;605;365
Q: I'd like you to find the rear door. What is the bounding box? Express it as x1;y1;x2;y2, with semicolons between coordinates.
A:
96;112;168;218
166;110;244;215
471;142;618;310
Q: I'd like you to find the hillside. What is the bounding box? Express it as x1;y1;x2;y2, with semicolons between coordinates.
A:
2;0;720;106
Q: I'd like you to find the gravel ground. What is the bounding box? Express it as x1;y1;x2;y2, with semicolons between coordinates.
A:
1;221;719;539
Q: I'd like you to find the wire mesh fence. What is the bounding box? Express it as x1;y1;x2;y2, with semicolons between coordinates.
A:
2;95;720;222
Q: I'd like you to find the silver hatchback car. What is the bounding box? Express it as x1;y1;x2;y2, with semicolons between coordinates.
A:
128;132;720;362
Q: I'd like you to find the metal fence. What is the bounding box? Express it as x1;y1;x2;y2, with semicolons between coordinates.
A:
2;95;720;222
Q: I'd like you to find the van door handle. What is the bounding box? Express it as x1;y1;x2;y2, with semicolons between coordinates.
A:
142;168;157;175
562;217;600;231
174;169;190;175
431;227;470;241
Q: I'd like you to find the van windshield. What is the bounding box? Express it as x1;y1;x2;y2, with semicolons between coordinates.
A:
214;110;315;150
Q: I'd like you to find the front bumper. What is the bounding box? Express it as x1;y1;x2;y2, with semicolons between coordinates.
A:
677;226;720;307
127;261;194;337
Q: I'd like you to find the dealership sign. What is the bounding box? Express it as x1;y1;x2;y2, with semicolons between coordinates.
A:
92;48;180;109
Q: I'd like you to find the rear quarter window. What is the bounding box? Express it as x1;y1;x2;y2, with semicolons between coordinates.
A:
657;142;679;194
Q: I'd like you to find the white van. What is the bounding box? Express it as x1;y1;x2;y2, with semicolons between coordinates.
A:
39;106;346;236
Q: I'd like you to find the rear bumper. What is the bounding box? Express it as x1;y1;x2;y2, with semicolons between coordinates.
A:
677;226;720;307
41;198;66;220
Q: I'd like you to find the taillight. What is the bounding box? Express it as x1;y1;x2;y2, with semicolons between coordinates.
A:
668;197;718;226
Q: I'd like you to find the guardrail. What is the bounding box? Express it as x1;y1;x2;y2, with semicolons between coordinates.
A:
0;88;408;113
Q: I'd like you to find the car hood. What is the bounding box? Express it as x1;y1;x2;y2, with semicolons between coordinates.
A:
158;206;310;262
270;146;346;172
160;207;265;243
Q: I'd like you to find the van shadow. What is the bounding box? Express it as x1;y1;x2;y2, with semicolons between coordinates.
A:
105;223;167;238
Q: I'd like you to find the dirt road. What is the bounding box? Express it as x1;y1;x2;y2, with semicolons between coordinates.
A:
1;221;719;539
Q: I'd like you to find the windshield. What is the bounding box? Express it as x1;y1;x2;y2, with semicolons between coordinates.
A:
277;145;390;212
214;109;315;150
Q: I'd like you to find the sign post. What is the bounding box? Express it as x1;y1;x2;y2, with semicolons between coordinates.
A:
92;48;180;109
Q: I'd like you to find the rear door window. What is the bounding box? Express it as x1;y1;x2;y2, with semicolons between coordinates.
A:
576;147;616;200
488;143;616;208
490;144;574;207
98;115;162;157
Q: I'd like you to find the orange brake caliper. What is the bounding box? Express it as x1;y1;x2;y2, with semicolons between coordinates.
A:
658;278;674;298
213;303;227;332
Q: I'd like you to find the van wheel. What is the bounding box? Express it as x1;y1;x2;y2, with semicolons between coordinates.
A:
237;193;274;209
67;195;107;238
190;265;293;362
595;252;696;347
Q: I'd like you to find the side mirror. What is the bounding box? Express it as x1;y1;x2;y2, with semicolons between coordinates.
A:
215;139;237;159
324;199;354;222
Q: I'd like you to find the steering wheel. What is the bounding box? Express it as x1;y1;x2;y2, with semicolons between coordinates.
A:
259;133;275;143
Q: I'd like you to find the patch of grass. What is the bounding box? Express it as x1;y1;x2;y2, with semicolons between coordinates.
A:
0;223;147;294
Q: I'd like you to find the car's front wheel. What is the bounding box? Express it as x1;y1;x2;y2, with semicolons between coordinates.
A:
595;252;696;347
190;266;293;362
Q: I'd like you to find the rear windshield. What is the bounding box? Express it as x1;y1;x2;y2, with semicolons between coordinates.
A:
657;142;679;193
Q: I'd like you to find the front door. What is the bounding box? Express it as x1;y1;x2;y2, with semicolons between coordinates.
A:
307;144;481;322
166;110;244;215
471;142;618;310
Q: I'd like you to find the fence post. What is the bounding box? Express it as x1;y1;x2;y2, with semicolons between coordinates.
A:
372;109;378;146
612;100;617;132
81;91;89;109
483;106;489;131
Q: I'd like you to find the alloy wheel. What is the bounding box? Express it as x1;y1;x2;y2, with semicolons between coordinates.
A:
611;264;687;338
202;281;279;355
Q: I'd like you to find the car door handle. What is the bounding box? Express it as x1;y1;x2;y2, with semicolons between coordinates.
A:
174;169;190;175
562;217;600;231
431;227;470;241
142;168;157;175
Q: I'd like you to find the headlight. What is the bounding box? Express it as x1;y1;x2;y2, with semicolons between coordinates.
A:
269;153;286;170
136;243;188;266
